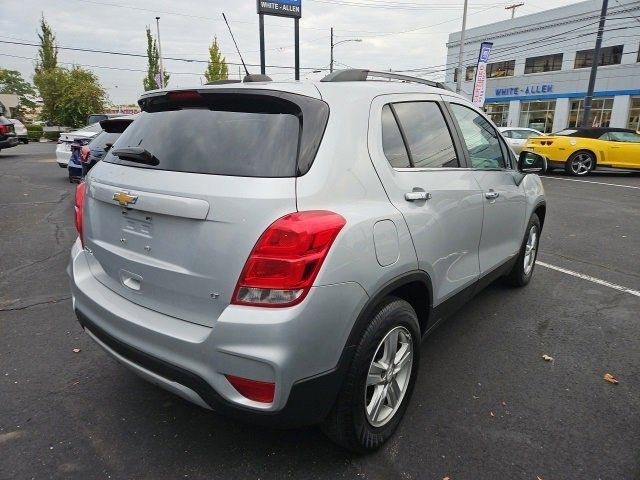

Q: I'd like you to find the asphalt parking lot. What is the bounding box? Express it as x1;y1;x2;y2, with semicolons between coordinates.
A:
1;142;639;479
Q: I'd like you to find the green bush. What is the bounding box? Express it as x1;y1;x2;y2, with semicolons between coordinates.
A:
26;124;43;141
43;131;59;142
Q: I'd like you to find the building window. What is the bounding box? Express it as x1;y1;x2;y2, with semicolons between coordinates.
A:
525;53;563;74
485;102;510;127
519;100;556;133
627;97;640;130
569;98;614;127
453;66;476;83
574;45;623;69
486;60;515;78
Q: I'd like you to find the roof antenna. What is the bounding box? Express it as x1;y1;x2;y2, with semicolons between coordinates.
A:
222;13;250;77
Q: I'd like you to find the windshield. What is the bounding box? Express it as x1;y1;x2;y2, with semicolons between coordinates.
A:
510;130;541;140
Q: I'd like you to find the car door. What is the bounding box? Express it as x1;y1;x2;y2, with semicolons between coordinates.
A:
368;94;484;307
446;101;527;276
607;131;640;168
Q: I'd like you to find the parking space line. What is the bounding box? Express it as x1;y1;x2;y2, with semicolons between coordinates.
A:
536;261;640;297
541;176;640;189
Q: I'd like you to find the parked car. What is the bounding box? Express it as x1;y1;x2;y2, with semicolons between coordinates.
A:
68;139;90;183
81;115;137;176
69;70;547;452
499;127;543;154
86;113;121;126
9;119;29;144
56;123;102;167
0;115;19;152
525;127;640;175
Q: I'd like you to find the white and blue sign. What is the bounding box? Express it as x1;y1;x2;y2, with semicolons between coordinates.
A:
257;0;301;18
472;42;493;107
495;84;553;97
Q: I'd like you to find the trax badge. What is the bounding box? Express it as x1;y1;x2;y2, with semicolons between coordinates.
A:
113;191;138;207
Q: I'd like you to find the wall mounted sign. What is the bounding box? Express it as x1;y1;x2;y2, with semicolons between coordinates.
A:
495;84;553;96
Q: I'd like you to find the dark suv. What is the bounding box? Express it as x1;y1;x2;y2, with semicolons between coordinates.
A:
0;116;19;152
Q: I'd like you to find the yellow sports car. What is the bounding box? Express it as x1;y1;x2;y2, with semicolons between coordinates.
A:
524;127;640;176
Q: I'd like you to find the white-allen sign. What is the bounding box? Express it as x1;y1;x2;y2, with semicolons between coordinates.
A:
472;42;493;107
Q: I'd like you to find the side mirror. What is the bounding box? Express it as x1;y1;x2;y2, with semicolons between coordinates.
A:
518;151;546;174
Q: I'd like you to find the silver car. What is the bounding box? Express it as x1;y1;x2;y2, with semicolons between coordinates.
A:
499;127;545;154
69;70;547;452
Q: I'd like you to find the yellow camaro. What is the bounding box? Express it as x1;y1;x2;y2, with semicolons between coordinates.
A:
524;127;640;176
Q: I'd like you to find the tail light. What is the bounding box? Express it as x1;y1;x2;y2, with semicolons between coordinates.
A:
225;375;275;403
80;145;90;162
74;182;86;247
232;211;346;307
0;124;9;135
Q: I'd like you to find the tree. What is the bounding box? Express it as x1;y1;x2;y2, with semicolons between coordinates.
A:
0;69;37;117
32;16;107;127
35;15;58;73
143;27;169;91
204;36;228;83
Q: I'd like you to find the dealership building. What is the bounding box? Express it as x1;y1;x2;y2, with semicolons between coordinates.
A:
444;0;640;132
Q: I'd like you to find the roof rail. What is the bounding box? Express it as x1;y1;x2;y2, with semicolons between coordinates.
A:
320;69;448;90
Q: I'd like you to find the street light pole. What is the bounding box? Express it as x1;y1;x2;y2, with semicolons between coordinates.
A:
155;16;165;89
330;27;334;73
582;0;608;127
456;0;469;94
330;32;362;73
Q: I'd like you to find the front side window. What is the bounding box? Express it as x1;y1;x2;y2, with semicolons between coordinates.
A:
525;53;563;74
449;103;506;169
609;131;640;143
574;45;623;68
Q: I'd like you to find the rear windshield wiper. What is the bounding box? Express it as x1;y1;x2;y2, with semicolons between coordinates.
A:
111;147;159;166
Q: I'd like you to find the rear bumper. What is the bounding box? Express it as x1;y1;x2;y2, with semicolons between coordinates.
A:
0;137;19;148
56;146;71;166
68;240;367;427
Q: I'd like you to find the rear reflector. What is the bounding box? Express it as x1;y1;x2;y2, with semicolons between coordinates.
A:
232;211;346;307
225;375;275;403
74;182;86;247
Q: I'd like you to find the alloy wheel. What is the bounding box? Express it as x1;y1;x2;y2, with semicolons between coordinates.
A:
523;225;538;276
364;326;414;428
570;153;593;175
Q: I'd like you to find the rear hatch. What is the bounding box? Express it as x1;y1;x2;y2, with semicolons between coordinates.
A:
82;88;329;327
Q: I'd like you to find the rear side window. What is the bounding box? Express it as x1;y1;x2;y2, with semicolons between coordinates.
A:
382;105;411;168
381;101;459;169
106;91;329;177
393;102;458;168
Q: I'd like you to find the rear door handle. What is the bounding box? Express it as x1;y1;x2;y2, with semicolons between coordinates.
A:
405;191;432;201
485;191;500;200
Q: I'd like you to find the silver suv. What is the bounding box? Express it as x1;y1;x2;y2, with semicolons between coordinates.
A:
69;70;546;452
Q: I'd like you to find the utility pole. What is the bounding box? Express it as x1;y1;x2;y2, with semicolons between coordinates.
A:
330;27;334;73
505;3;524;18
456;0;469;93
582;0;608;127
155;17;165;89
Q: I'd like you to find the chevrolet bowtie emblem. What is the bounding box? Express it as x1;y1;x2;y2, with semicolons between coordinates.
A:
112;191;138;207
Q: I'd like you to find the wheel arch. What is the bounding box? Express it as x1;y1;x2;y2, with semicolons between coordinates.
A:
568;148;598;166
533;201;546;231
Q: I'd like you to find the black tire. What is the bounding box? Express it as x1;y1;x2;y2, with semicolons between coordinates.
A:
504;213;541;287
321;297;421;452
565;150;595;176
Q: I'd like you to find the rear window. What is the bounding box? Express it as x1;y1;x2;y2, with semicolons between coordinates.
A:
106;91;329;177
89;131;121;151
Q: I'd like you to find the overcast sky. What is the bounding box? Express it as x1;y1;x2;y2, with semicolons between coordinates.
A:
0;0;580;104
